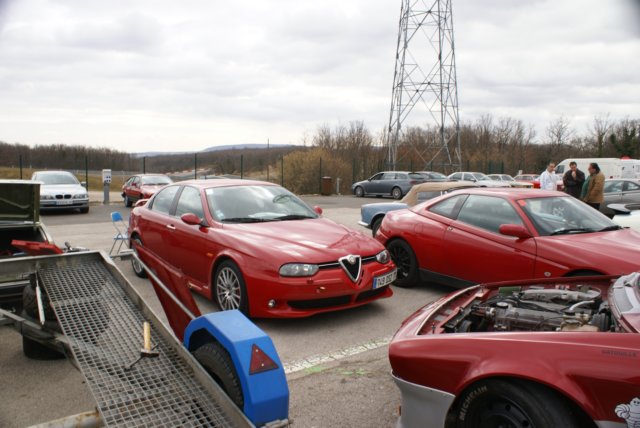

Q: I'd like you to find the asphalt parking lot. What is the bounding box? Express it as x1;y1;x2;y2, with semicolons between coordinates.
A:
0;193;450;427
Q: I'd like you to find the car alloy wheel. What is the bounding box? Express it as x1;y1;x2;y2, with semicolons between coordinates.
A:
391;187;402;200
355;186;364;197
214;261;248;313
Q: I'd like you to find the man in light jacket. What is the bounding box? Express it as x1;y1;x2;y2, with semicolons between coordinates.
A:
539;162;558;191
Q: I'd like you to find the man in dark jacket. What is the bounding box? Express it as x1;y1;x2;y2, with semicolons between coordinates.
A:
562;161;585;198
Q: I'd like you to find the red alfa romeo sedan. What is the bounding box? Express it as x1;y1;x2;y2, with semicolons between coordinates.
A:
376;188;640;288
128;179;396;318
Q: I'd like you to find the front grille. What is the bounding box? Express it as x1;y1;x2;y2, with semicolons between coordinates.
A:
55;194;72;199
318;255;377;271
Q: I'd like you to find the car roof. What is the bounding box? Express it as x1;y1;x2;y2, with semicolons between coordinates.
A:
453;187;560;200
167;178;277;189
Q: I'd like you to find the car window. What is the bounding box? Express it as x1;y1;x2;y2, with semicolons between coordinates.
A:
34;172;79;185
471;173;489;181
150;186;180;215
450;173;462;180
456;195;523;233
408;173;423;180
132;177;140;186
416;191;442;202
626;181;640;192
604;181;623;193
175;186;204;219
382;172;397;180
370;173;384;181
429;194;468;219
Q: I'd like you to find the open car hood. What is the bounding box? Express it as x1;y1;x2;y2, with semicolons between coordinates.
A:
0;180;40;224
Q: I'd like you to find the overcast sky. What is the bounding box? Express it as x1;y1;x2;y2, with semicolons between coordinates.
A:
0;0;638;153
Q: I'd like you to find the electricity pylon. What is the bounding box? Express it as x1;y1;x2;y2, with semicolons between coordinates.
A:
386;0;461;172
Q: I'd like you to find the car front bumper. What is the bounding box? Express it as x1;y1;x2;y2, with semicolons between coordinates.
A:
40;199;89;210
392;373;455;428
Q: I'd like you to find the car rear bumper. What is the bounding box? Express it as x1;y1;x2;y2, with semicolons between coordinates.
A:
392;373;455;428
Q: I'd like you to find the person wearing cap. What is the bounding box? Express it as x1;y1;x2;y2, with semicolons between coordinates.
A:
581;162;605;210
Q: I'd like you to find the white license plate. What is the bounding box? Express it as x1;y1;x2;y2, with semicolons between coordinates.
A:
373;269;397;289
56;199;73;205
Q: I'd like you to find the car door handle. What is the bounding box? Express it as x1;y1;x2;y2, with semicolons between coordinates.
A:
166;224;176;230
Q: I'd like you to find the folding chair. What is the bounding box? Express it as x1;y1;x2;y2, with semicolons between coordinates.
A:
109;211;129;256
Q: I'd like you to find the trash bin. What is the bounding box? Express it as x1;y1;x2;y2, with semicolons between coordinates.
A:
321;176;333;195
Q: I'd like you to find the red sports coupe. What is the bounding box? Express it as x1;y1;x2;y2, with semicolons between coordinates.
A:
376;188;640;288
128;179;396;318
389;272;640;427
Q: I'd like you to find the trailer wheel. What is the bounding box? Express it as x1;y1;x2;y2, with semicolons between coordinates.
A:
22;280;56;321
22;336;65;360
193;341;244;410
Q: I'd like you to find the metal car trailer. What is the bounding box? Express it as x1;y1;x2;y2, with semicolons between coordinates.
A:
0;250;289;427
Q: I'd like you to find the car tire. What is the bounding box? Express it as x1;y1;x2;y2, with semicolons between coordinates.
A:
454;379;581;428
131;237;148;278
124;195;132;207
387;239;418;288
214;261;249;314
354;186;365;197
371;217;383;237
193;341;244;410
20;310;65;360
391;187;402;200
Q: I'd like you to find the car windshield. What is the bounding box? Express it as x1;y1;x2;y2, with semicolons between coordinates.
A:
518;196;620;236
206;185;319;223
34;172;79;185
141;175;172;185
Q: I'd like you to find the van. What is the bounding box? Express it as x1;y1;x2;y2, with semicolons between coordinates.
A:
556;158;640;180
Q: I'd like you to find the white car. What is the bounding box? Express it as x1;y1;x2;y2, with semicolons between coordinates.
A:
610;203;640;230
31;170;90;213
447;171;510;187
487;173;534;188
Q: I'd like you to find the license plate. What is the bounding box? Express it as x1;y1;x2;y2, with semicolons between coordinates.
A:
56;199;73;205
373;269;397;289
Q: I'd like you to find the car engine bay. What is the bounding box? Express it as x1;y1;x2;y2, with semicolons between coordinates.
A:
442;273;640;334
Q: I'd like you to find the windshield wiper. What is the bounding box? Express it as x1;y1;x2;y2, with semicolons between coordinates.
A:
550;228;593;236
274;214;316;221
598;225;623;232
221;217;276;223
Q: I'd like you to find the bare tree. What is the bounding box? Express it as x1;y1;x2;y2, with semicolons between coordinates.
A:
589;114;612;157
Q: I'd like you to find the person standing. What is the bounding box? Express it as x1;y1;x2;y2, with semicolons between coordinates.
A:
581;162;605;210
562;161;585;198
539;162;558;190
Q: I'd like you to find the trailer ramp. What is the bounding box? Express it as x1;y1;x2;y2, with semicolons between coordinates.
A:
32;252;249;428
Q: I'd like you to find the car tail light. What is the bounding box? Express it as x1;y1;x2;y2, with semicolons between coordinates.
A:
249;344;279;375
409;180;419;184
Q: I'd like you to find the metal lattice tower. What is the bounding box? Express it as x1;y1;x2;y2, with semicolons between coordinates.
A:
386;0;461;172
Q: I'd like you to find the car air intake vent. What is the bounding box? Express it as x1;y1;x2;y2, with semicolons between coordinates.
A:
610;272;640;314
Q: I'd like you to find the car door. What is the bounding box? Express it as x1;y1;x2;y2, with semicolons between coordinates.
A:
622;180;640;204
141;185;181;263
440;195;537;283
364;173;384;194
130;176;142;200
170;186;216;292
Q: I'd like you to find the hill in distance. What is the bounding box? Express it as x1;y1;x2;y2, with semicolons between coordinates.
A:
134;143;296;158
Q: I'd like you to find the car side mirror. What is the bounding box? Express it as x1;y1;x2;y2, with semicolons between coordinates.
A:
313;206;323;215
499;224;532;239
181;213;204;226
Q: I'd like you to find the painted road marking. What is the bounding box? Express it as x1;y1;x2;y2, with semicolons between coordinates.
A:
283;336;391;374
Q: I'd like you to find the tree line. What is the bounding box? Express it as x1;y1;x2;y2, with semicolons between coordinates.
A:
1;114;638;195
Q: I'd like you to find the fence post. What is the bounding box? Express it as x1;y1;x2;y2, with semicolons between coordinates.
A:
319;157;322;194
240;155;244;179
280;156;284;187
143;156;146;174
194;153;198;179
85;155;89;191
19;154;23;179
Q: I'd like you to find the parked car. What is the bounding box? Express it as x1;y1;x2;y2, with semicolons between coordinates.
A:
414;171;449;181
359;181;477;236
352;171;425;199
389;272;640;428
122;174;173;207
513;173;540;187
31;170;89;213
447;172;510;187
0;180;55;309
129;179;397;318
487;173;533;188
601;179;640;217
376;188;640;288
610;203;640;230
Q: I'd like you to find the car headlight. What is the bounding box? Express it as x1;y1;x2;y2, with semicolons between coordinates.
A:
376;250;391;264
279;263;319;277
41;195;55;200
73;193;89;199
